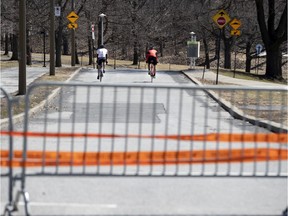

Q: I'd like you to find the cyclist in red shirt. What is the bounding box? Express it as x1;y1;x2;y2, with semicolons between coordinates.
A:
146;46;158;76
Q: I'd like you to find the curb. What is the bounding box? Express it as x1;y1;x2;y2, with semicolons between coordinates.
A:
0;67;82;129
181;71;288;133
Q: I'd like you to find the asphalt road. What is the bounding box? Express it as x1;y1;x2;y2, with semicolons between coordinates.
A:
1;67;287;216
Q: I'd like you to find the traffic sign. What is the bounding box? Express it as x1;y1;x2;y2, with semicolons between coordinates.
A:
230;18;241;30
68;23;78;29
67;11;79;23
91;24;95;39
256;44;263;55
212;9;231;29
230;29;241;36
55;6;61;17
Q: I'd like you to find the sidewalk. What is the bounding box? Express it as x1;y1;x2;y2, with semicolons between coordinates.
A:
183;69;287;87
0;66;49;97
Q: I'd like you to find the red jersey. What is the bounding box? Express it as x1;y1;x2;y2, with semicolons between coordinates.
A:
146;49;157;61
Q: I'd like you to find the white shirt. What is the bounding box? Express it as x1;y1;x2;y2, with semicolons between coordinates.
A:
97;48;108;58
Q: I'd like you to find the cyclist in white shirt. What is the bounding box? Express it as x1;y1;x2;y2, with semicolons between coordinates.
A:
96;45;108;79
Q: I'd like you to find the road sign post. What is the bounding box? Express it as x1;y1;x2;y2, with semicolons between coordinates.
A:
212;9;231;84
91;24;95;69
67;10;79;66
229;18;242;78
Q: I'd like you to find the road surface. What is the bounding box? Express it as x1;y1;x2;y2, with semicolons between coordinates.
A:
1;67;286;216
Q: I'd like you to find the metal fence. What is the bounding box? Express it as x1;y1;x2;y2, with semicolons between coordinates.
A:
1;82;287;216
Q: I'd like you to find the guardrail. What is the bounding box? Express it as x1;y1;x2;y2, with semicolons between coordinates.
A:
1;83;287;216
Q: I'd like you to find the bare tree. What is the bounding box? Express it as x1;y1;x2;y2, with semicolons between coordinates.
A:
255;0;287;79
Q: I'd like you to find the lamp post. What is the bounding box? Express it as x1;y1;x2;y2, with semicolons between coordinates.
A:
99;13;106;46
40;30;47;67
50;0;55;75
190;31;196;42
189;32;196;69
19;0;26;95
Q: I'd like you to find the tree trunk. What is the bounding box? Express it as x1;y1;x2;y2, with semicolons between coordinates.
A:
75;42;80;64
265;46;282;79
223;36;232;69
56;17;63;67
255;0;286;79
245;40;252;73
88;36;93;65
159;39;163;57
4;33;9;55
97;19;101;48
10;34;13;53
173;38;178;55
62;34;69;55
10;34;18;60
26;30;32;65
55;30;62;67
132;42;138;65
203;37;210;69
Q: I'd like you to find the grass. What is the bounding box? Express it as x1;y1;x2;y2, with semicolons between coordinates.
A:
211;68;287;85
219;90;287;125
1;59;79;119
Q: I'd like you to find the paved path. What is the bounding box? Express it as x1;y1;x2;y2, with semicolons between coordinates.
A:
1;65;286;97
0;66;48;97
183;69;286;87
0;65;287;216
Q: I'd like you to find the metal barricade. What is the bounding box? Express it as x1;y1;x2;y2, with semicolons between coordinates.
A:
1;87;18;216
1;82;287;215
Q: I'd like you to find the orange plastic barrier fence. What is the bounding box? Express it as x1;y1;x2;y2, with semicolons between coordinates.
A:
0;131;287;143
1;148;287;167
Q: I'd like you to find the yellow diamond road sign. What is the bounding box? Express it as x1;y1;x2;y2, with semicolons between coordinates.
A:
231;29;241;36
67;11;79;23
212;9;231;29
68;23;78;29
230;18;241;30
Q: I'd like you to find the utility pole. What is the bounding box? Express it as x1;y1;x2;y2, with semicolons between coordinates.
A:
71;0;76;66
50;0;55;75
18;0;26;95
99;13;106;46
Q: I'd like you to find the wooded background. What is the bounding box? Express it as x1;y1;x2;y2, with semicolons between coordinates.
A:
1;0;287;79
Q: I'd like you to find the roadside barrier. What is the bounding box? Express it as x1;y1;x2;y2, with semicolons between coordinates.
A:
1;87;16;216
1;83;287;216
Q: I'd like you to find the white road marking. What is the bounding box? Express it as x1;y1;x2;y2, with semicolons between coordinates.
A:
17;202;117;208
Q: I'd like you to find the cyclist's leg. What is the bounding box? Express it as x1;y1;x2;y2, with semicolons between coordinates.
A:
101;60;104;76
97;59;101;79
103;58;106;73
152;64;156;77
148;62;151;74
150;58;156;76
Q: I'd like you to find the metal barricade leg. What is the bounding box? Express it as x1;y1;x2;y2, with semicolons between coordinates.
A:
1;87;17;216
13;190;30;216
1;87;31;216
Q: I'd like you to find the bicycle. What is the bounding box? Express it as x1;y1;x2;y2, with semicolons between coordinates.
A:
148;60;156;83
